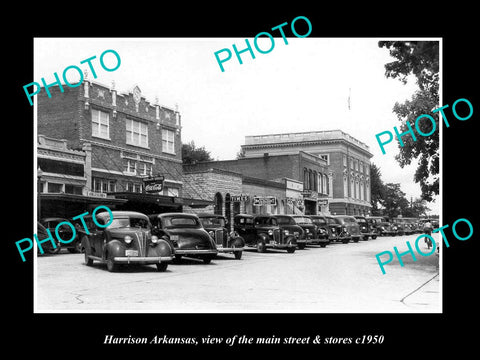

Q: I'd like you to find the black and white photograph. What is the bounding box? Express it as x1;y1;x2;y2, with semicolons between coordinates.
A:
33;37;442;313
7;6;478;356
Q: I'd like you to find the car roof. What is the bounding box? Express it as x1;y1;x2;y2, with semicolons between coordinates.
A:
196;213;225;218
151;212;199;218
97;211;148;219
41;217;69;222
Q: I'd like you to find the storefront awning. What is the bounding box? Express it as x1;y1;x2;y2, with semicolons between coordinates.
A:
39;193;127;206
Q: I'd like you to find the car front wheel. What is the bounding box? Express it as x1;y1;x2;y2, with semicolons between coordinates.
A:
257;240;266;253
106;256;118;272
156;262;168;272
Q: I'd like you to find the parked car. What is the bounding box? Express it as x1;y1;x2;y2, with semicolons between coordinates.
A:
233;214;297;253
311;214;350;243
291;215;329;247
82;211;173;272
353;215;377;240
308;214;330;241
272;215;305;249
36;221;61;255
197;213;245;259
150;213;218;264
333;215;361;242
40;217;81;253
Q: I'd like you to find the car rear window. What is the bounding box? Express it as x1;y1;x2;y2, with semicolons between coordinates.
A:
163;216;200;228
276;216;295;225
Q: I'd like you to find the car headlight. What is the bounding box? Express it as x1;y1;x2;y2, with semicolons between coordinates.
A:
124;235;133;244
151;235;159;244
209;231;215;238
268;229;273;236
393;226;397;231
284;229;290;235
305;229;309;233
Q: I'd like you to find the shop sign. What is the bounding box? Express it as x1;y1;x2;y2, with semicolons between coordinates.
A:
231;194;250;202
253;196;277;206
87;191;107;198
287;197;303;207
143;176;164;193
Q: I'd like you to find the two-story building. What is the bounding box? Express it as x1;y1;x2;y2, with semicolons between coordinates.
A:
37;78;209;217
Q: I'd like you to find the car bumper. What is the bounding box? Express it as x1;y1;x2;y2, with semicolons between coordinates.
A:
174;249;218;255
112;256;173;264
216;247;244;253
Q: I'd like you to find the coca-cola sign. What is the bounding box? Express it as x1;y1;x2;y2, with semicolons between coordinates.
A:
143;176;164;193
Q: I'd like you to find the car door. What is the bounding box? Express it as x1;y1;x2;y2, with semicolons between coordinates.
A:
235;218;254;245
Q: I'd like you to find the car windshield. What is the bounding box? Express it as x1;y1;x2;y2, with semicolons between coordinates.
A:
236;217;254;225
109;217;149;229
326;217;337;225
293;216;312;224
275;216;295;225
162;216;200;228
312;217;326;225
342;217;356;223
356;218;367;223
254;217;277;226
200;217;226;227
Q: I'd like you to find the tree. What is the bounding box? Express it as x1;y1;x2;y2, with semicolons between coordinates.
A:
383;183;410;218
370;163;386;215
403;197;431;218
378;41;439;201
181;141;213;165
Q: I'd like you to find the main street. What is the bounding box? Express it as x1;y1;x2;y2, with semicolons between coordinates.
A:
35;234;440;313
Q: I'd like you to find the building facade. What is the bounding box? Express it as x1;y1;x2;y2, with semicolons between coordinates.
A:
37;79;208;216
183;151;331;215
241;130;373;215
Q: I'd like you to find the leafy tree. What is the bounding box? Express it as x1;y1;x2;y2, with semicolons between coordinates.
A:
379;41;439;201
181;141;213;165
370;163;386;215
403;197;431;218
383;183;410;218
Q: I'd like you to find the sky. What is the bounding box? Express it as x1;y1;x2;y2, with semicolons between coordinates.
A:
34;37;440;211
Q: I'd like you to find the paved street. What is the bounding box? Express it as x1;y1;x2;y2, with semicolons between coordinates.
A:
35;234;440;313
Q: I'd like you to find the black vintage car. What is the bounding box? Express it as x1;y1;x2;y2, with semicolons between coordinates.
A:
353;215;377;240
81;211;174;272
40;217;78;253
197;213;245;260
312;214;350;243
36;221;61;255
271;215;305;249
334;215;361;242
291;215;329;247
150;213;218;264
233;214;296;253
309;214;330;241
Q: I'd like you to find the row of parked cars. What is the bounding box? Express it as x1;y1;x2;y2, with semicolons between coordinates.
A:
38;211;434;272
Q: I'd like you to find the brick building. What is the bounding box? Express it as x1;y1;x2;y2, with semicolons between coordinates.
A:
183;151;330;215
241;130;373;215
37;78;209;216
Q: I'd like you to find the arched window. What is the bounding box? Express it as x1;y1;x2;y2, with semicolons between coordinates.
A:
313;171;318;191
214;192;223;215
309;170;314;191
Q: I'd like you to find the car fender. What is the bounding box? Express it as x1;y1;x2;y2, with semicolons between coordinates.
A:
257;233;269;244
229;236;245;248
104;239;124;259
81;235;91;254
285;234;296;245
154;238;174;257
